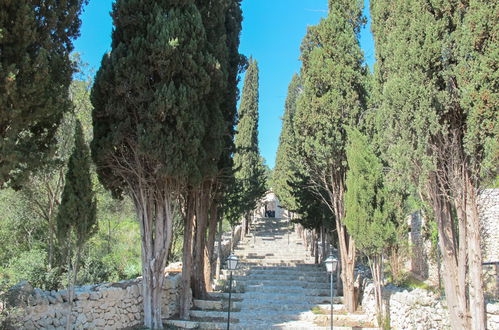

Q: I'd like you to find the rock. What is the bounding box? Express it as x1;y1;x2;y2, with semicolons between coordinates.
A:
94;318;106;327
89;291;101;300
77;292;90;301
47;294;57;305
76;313;87;326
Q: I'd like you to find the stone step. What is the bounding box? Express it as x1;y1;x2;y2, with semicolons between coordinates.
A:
209;292;343;304
238;262;317;267
192;299;238;311
240;259;313;264
189;310;240;322
248;265;323;271
246;269;328;277
226;273;329;282
237;300;322;312
234;279;331;289
244;285;331;295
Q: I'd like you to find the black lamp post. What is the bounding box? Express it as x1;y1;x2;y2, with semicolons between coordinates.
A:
226;254;239;330
325;254;338;330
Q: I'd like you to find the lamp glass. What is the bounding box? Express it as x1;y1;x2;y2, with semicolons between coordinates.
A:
325;254;337;273
227;254;239;271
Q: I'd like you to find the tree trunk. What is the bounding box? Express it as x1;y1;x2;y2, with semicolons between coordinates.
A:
191;187;210;300
241;214;247;237
180;193;195;320
204;202;219;292
465;176;485;329
321;226;326;261
335;221;356;312
369;255;384;327
314;230;319;264
428;174;469;330
47;202;55;269
134;185;174;329
65;240;73;330
215;214;223;280
329;182;357;313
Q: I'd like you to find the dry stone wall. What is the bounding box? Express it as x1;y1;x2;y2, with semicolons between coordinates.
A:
479;188;499;263
6;271;182;329
4;225;245;330
362;282;499;329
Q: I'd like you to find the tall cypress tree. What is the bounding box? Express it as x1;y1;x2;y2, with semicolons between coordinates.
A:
293;0;368;312
274;74;301;211
233;58;266;233
91;0;213;327
0;0;87;188
56;120;97;330
372;0;496;327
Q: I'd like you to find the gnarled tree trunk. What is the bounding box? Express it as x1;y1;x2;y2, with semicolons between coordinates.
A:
133;184;174;329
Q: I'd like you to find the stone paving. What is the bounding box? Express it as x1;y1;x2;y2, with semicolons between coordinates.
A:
166;217;376;329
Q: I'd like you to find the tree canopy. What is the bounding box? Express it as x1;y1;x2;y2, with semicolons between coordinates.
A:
0;0;87;188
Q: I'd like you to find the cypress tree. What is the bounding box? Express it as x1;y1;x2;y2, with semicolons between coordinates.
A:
343;128;394;325
293;0;368;312
372;0;496;327
0;0;87;188
56;120;97;330
233;58;266;234
274;74;301;211
180;0;243;311
91;0;214;327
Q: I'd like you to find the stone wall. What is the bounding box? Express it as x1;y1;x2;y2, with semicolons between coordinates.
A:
361;282;499;330
3;225;244;330
479;188;499;263
5;270;182;330
407;188;499;287
216;225;242;263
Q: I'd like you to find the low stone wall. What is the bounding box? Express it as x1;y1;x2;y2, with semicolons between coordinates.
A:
216;225;242;263
3;225;243;330
6;271;182;329
361;282;499;329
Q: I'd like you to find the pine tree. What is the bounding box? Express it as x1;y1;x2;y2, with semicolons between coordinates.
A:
0;0;87;188
56;120;97;330
91;1;215;327
274;74;301;211
233;58;266;234
293;0;368;312
343;128;394;325
372;0;496;327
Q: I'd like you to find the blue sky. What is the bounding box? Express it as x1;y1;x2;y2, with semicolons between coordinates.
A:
74;0;374;169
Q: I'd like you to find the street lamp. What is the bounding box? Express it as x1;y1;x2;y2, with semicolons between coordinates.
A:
226;254;239;330
324;254;338;330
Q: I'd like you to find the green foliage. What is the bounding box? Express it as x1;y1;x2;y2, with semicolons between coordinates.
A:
232;58;266;219
0;69;140;291
56;121;97;249
91;0;217;195
455;0;498;181
273;74;301;211
0;0;87;188
289;173;332;232
372;0;497;193
294;0;368;182
344;128;394;256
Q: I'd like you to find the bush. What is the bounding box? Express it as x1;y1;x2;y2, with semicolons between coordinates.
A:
3;248;61;290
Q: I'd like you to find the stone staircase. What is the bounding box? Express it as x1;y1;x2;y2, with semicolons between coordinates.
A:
165;217;376;329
